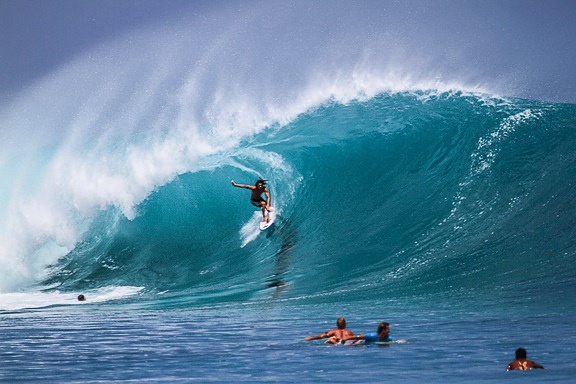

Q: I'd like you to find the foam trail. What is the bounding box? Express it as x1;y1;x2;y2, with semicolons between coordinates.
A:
240;212;265;248
0;286;143;312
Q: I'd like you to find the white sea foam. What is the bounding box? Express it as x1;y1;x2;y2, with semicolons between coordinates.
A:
240;212;264;248
0;285;143;312
471;109;541;176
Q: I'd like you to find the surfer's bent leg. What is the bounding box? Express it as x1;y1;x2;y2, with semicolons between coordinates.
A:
250;198;270;221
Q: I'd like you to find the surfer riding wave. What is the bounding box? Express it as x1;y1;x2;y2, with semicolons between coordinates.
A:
231;179;274;222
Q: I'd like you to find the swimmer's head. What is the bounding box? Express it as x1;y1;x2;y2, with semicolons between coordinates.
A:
336;317;346;329
377;322;389;334
515;348;527;359
77;294;86;301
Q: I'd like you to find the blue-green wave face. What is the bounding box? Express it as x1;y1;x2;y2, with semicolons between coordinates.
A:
1;2;575;310
32;92;576;307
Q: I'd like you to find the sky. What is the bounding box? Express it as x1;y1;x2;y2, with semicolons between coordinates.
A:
0;0;203;95
1;0;575;103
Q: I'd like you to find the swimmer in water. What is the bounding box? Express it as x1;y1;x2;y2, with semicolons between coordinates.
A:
304;317;355;344
342;322;393;343
506;348;544;371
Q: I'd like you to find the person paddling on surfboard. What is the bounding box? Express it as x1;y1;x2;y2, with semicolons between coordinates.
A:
304;317;355;345
341;321;393;344
506;348;545;371
231;179;274;222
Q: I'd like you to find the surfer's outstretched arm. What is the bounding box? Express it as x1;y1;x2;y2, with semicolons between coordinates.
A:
231;180;253;190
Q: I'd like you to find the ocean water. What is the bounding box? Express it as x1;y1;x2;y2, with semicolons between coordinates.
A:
2;3;576;382
2;91;575;383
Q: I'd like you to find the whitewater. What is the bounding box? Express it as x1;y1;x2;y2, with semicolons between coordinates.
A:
1;1;575;382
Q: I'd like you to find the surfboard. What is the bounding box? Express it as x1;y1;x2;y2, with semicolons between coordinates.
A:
340;339;365;346
259;211;276;231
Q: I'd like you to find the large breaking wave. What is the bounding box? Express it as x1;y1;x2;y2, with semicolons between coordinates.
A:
1;2;575;311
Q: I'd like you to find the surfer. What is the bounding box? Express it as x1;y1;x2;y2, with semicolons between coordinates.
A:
304;317;355;344
341;322;393;343
506;348;544;371
231;179;274;222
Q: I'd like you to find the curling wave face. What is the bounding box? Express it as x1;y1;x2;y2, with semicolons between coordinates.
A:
23;92;576;309
1;2;575;311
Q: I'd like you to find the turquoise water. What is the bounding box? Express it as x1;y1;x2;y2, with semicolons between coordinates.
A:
41;93;576;305
2;299;574;383
1;92;576;382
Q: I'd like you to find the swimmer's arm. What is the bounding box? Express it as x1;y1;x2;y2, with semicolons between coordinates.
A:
305;331;329;340
506;361;520;371
343;334;364;341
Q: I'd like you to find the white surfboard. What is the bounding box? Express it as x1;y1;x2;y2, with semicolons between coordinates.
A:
259;211;276;231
